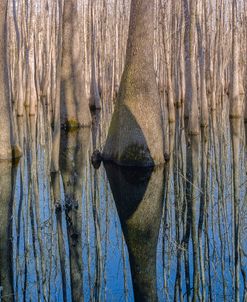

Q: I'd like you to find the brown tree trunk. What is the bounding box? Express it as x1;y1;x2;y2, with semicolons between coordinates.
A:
60;0;91;128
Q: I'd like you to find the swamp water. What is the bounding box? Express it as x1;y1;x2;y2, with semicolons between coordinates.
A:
0;107;247;302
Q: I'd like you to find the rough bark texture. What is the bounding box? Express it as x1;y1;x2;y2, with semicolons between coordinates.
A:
60;0;91;128
105;163;164;302
103;0;164;167
0;1;21;160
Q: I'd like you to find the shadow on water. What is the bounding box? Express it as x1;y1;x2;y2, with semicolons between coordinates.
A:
104;163;165;302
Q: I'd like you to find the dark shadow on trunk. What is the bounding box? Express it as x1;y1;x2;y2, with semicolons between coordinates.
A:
103;107;156;167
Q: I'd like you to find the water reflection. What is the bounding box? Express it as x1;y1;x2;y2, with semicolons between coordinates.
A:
230;118;241;302
0;161;18;302
59;128;91;302
0;108;247;301
105;164;165;301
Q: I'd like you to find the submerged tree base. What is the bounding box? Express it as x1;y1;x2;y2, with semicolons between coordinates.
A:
103;100;165;167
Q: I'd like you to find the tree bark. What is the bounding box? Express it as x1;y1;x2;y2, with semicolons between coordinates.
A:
229;0;242;118
0;1;21;160
103;0;164;167
60;0;91;128
89;0;101;110
188;0;199;135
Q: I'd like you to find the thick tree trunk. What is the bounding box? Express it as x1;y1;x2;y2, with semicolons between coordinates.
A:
0;1;21;160
103;0;164;167
60;0;91;128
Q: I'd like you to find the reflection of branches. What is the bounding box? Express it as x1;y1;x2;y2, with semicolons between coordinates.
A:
240;249;247;301
102;176;113;302
91;165;103;301
9;102;247;301
160;114;247;301
198;127;208;302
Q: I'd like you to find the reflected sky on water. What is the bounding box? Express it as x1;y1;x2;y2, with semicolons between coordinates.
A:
0;107;247;301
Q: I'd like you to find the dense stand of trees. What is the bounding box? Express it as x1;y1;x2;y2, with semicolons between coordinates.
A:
0;0;247;301
0;0;246;161
0;99;246;301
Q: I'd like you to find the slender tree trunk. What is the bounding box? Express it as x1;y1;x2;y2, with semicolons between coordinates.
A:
0;1;21;160
197;2;208;128
188;0;199;135
89;0;101;110
229;0;242;118
51;0;62;173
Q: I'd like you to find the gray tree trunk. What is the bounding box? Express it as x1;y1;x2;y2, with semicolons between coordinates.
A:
103;0;164;167
0;1;21;160
229;0;242;118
